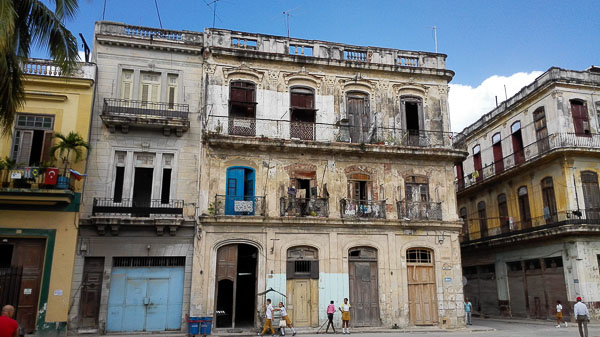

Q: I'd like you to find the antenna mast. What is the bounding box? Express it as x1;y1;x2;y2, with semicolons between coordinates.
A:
282;8;298;39
432;26;438;53
206;0;222;28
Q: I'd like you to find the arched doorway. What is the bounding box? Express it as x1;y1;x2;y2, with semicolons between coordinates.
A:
348;247;379;326
215;244;258;328
286;246;318;327
406;248;438;325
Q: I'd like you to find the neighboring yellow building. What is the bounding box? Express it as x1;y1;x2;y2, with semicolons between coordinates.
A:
455;67;600;321
0;59;96;336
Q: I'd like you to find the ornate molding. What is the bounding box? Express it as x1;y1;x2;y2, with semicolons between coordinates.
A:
222;62;265;85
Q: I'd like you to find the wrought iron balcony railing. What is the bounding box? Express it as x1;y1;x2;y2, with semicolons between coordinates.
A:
103;98;189;119
462;208;600;243
214;195;265;216
0;167;75;191
92;197;184;217
207;115;461;149
397;200;442;220
340;199;386;219
457;133;600;192
280;197;329;217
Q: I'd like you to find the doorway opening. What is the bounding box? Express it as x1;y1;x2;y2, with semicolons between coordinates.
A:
132;167;153;216
215;244;258;328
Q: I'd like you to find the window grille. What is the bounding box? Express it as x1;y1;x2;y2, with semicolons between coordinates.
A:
113;256;185;267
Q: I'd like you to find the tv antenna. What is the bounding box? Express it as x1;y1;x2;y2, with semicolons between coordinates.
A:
205;0;223;28
282;7;299;38
431;26;438;53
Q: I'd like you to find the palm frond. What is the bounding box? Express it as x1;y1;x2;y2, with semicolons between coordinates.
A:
0;0;16;51
0;50;24;135
49;0;79;21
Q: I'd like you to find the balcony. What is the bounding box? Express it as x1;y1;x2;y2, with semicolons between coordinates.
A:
0;168;76;208
92;198;184;217
397;201;442;221
340;199;386;219
213;195;265;216
462;209;600;246
207;116;461;149
101;98;190;136
280;197;329;217
457;133;600;193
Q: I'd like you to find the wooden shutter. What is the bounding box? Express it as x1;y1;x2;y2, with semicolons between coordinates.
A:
40;131;54;163
121;70;133;100
16;130;34;165
286;261;294;279
141;84;150;102
310;260;319;279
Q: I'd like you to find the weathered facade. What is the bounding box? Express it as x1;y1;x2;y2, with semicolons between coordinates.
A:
456;67;600;320
0;59;96;336
69;22;202;334
194;29;467;329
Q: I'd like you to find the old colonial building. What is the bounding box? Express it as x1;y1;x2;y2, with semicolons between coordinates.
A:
69;22;202;334
0;59;96;336
193;29;467;329
456;67;600;320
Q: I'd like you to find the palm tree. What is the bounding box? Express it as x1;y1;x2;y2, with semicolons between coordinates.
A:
0;0;79;135
50;131;89;174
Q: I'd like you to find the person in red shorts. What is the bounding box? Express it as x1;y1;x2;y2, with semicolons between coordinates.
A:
0;305;18;337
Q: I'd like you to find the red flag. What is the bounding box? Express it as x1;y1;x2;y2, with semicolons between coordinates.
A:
45;168;59;185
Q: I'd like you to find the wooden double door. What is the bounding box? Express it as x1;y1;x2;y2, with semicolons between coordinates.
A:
348;247;380;326
0;238;46;334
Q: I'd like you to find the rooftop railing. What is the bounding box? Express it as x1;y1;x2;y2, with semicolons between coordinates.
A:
457;133;600;191
397;200;442;220
463;208;600;243
206;115;461;149
103;98;189;119
21;58;95;80
340;199;386;219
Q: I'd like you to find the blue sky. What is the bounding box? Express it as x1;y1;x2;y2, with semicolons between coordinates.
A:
40;0;599;130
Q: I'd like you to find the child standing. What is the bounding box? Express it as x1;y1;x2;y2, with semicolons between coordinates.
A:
278;302;296;336
259;299;276;336
556;300;567;328
339;298;351;335
325;300;336;334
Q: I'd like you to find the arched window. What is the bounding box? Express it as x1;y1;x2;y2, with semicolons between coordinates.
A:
406;248;432;264
229;81;257;136
477;201;488;238
517;186;531;228
287;246;319;279
541;177;557;223
511;121;524;165
492;133;504;173
290;87;316;140
571;99;590;136
581;171;600;219
533;107;550;152
401;96;424;145
473;144;482;182
346;92;370;143
497;193;509;233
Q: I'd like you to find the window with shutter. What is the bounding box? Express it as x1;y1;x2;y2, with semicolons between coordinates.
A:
40;131;54;163
167;74;178;109
139;72;161;106
11;114;55;166
121;70;133;101
16;130;34;165
571;99;590;136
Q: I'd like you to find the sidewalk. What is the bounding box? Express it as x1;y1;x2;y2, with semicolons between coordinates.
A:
473;316;600;327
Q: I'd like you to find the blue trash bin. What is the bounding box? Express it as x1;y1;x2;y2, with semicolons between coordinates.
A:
199;316;213;335
188;317;201;335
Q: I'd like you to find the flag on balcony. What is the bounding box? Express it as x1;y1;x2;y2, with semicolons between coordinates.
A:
45;168;59;185
69;169;86;181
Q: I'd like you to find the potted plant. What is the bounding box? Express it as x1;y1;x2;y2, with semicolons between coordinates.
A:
49;132;89;189
1;157;17;188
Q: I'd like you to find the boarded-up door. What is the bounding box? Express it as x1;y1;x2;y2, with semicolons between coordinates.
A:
463;265;500;317
507;261;527;317
407;249;437;325
79;257;105;329
347;93;369;143
348;247;379;326
292;280;310;326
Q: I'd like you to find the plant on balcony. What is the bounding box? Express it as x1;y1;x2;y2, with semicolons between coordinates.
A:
0;157;16;188
50;131;89;188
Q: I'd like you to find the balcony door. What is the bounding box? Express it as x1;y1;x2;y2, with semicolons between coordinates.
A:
229;81;257;136
225;167;255;215
534;107;549;153
132;168;153;217
347;92;369;143
511;121;525;165
581;171;600;219
571;100;590;136
492;133;504;174
290;87;316;140
473;145;482;182
517;186;531;228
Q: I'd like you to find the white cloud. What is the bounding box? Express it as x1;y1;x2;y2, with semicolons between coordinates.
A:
448;71;543;132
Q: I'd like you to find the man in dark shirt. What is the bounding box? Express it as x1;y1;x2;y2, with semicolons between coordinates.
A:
0;305;19;337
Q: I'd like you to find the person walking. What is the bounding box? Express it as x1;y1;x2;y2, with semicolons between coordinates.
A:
339;298;351;335
464;298;472;326
325;300;336;334
574;297;590;337
0;305;19;337
278;302;296;336
259;299;276;336
555;300;567;328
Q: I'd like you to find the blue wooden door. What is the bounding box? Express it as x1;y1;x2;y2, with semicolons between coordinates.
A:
107;267;185;332
225;167;255;215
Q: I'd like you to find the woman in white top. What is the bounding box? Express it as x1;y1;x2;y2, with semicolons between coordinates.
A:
278;302;296;336
339;298;351;334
